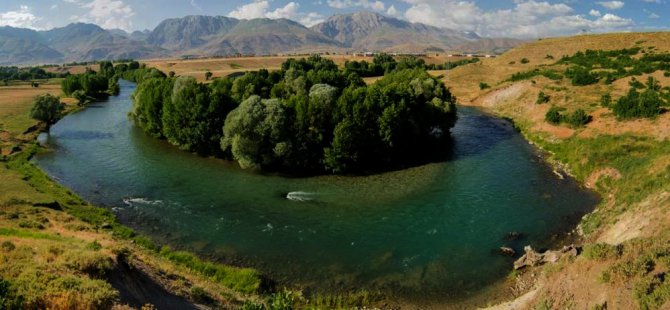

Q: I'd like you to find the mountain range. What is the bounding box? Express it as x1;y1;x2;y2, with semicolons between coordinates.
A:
0;11;524;66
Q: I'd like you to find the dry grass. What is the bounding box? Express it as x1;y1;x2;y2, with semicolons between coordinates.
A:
143;54;466;81
0;84;62;135
450;32;670;310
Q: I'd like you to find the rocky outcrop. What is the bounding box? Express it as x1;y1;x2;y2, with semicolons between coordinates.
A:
514;245;578;269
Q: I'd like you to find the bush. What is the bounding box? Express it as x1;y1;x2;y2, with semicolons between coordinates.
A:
567;109;591;127
567;67;599;86
601;93;612;107
85;240;102;251
479;82;490;90
520;58;530;64
613;89;662;120
536;91;550;104
1;241;15;252
545;106;563;124
582;243;621;260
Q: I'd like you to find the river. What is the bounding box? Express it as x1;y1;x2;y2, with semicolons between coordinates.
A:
35;80;598;303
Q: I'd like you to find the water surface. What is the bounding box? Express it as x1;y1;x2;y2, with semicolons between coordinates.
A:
35;80;598;301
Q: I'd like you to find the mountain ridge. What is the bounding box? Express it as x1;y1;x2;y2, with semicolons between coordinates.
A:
0;12;523;65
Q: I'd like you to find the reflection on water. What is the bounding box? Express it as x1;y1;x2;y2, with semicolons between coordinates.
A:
35;80;598;302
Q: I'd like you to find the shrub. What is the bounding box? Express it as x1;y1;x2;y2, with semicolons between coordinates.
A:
567;67;599;86
520;58;530;64
632;275;670;310
630;77;645;89
601;93;612;107
613;89;662;119
567;109;591;127
1;241;15;252
64;252;114;277
479;82;490;90
582;243;621;260
270;290;295;310
536;91;550;104
545;106;563;124
85;240;102;251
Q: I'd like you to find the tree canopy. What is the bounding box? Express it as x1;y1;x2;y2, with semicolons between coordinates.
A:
30;94;64;127
130;55;458;174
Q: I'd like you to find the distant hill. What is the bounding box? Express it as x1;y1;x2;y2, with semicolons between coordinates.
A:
0;12;525;65
454;38;527;55
0;27;63;65
200;18;341;56
147;15;239;51
311;12;479;52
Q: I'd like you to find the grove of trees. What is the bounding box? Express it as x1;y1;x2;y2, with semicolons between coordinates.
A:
130;55;458;174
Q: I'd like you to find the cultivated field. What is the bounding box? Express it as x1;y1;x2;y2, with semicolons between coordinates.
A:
142;54;465;81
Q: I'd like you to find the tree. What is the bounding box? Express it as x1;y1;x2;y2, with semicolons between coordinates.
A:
132;77;174;137
221;96;290;169
162;77;225;154
30;94;64;128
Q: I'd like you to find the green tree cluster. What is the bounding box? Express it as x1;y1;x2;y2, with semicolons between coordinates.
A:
131;55;458;174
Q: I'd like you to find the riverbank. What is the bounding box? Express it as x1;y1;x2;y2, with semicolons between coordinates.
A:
444;33;670;309
0;84;271;309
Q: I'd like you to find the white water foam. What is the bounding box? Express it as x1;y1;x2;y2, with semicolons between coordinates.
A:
122;197;163;206
286;191;315;202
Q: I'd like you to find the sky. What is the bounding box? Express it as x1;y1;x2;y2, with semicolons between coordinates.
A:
0;0;667;38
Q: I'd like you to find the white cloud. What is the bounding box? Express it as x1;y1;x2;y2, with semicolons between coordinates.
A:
0;5;41;29
648;13;660;19
589;9;601;17
597;1;625;10
326;0;386;11
386;5;399;17
65;0;135;31
228;0;269;19
228;1;324;27
401;0;634;38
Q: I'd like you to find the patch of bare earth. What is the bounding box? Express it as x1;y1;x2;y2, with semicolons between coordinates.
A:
579;108;670;140
598;191;670;245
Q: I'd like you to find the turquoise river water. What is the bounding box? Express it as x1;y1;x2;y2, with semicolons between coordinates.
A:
35;80;599;303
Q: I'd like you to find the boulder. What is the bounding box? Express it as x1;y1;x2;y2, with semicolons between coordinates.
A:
513;244;579;269
514;246;544;270
499;246;516;256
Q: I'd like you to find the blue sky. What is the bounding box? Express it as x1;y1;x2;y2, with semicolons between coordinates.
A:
0;0;667;38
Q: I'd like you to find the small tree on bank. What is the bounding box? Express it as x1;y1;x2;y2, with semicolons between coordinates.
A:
30;94;64;128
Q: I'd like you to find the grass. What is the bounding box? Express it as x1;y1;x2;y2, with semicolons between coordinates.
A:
0;82;271;308
159;246;261;294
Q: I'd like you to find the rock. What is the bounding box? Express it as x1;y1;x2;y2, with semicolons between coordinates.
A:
543;250;561;263
101;222;112;229
499;246;516;256
506;231;524;241
514;246;544;270
513;244;579;269
561;244;579;257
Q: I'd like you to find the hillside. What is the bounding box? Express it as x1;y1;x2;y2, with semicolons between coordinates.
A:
445;32;670;309
310;11;479;52
0;27;63;65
